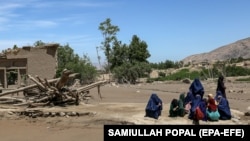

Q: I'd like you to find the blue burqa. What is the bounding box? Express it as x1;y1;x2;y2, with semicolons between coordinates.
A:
189;78;205;99
184;91;195;105
215;91;232;120
145;93;163;119
188;94;207;121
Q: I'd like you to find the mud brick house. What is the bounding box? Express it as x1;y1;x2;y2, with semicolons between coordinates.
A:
0;43;59;89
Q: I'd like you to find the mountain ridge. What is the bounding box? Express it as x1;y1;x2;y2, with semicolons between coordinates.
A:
182;37;250;64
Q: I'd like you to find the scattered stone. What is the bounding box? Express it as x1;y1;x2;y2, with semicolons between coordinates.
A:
59;112;66;117
245;112;250;116
68;111;77;116
51;112;56;117
43;112;50;117
182;78;191;84
247;106;250;112
232;118;240;123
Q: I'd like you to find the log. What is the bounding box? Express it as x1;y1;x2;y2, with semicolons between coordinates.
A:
28;75;47;91
0;84;39;97
0;72;104;107
76;80;107;92
76;80;107;99
0;73;79;97
13;96;50;106
0;97;26;103
56;69;73;90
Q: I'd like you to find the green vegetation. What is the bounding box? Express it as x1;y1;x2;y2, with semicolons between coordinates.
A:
235;77;250;81
33;41;98;84
98;18;151;84
149;69;201;82
150;59;183;69
147;64;250;82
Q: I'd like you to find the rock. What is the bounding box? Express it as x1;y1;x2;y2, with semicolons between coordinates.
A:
247;106;250;112
182;78;191;84
244;112;250;116
51;112;56;117
59;112;66;117
8;111;13;115
68;111;77;116
232;118;240;123
43;112;50;117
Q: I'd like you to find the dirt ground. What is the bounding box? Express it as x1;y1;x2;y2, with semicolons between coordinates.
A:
0;79;250;141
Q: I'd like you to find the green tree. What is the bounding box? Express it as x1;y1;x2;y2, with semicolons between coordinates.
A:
128;35;151;63
110;35;151;84
56;44;97;84
98;18;120;77
34;40;46;46
110;40;128;70
13;44;18;49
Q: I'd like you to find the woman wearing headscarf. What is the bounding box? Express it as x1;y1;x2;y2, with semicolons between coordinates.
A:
215;91;232;120
169;93;185;117
216;75;227;99
189;78;205;99
206;93;220;121
145;93;163;119
187;94;206;124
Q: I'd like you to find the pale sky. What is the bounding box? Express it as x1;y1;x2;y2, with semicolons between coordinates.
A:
1;0;250;64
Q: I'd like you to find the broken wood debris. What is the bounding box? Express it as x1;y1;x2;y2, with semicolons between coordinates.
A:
0;70;108;108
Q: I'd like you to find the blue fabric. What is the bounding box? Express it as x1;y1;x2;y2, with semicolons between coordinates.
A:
189;94;201;119
215;91;232;120
184;91;195;105
199;99;208;121
189;78;204;99
188;94;207;121
145;93;163;119
207;110;220;121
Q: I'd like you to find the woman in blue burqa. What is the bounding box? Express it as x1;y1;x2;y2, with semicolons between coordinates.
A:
145;93;163;119
188;94;207;123
215;91;232;120
189;78;205;99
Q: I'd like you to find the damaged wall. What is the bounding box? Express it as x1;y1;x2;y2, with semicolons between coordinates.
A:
0;43;59;88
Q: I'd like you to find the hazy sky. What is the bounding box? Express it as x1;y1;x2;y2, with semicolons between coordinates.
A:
1;0;250;64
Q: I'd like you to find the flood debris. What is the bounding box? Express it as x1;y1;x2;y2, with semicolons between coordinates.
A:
0;70;107;108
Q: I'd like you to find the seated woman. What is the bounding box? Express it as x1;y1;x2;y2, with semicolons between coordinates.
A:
206;93;220;121
145;93;163;119
188;94;207;124
169;93;185;117
215;91;232;120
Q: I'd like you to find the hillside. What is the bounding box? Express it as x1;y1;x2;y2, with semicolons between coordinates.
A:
182;37;250;64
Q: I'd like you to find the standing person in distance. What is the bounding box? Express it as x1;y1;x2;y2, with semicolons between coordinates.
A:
216;75;227;99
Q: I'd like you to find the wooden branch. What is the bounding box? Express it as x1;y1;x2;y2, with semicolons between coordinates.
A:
28;75;47;91
28;102;50;108
44;78;51;88
76;80;107;99
0;97;26;104
13;96;50;106
56;69;73;90
0;73;78;97
0;85;38;97
36;75;47;89
76;80;107;92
